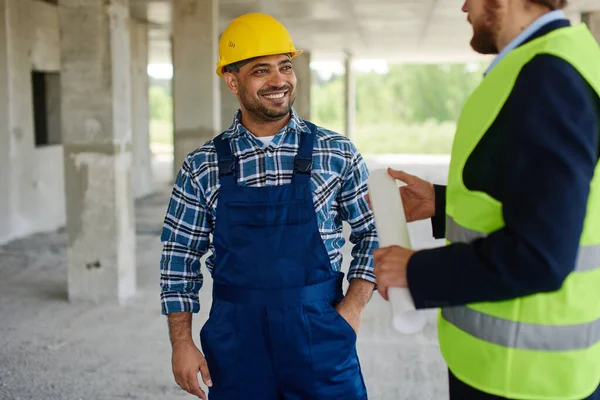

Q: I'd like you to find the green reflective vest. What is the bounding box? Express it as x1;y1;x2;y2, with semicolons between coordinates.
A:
439;23;600;399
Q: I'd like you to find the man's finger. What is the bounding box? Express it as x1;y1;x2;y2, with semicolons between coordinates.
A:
373;246;393;259
377;282;389;301
185;374;206;398
387;168;417;185
199;360;213;388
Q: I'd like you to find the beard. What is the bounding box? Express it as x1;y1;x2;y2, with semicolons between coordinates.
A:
470;0;502;54
238;82;296;122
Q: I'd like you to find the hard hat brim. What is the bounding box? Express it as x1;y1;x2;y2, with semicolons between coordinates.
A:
216;49;304;77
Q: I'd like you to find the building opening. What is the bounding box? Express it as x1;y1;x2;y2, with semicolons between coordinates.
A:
31;71;61;147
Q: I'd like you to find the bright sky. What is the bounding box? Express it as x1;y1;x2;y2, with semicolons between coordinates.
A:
147;59;390;80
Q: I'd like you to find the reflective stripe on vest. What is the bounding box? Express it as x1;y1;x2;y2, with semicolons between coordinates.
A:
446;215;600;272
442;306;600;351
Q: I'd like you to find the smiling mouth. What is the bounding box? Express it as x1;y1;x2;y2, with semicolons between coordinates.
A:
262;91;288;100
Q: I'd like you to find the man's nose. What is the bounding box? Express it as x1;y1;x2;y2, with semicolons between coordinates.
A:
267;70;286;88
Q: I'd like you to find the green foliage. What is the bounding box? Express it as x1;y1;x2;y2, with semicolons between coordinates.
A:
149;86;172;121
312;61;487;153
312;61;486;126
312;77;345;124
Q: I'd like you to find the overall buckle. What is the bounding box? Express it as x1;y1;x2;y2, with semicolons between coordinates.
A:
218;159;235;176
294;158;312;174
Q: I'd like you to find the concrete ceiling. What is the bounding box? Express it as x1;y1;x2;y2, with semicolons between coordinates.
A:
130;0;600;64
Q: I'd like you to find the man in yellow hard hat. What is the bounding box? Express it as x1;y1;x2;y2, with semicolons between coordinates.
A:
373;0;600;399
159;13;377;400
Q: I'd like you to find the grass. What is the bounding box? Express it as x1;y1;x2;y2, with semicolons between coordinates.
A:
311;120;456;155
150;120;173;145
150;119;456;155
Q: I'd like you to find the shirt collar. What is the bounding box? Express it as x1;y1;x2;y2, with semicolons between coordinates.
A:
222;107;310;140
484;10;566;76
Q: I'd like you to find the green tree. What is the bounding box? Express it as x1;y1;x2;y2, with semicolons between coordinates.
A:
149;86;172;121
312;76;344;124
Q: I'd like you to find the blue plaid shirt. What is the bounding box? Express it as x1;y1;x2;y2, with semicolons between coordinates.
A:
160;109;378;314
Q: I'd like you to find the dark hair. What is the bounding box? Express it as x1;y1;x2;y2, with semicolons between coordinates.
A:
223;58;254;74
528;0;568;10
223;54;292;74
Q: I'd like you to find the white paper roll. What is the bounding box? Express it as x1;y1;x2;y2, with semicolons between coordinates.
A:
367;166;426;334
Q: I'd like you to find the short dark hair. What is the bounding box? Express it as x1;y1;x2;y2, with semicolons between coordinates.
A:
528;0;568;10
223;58;254;74
223;54;293;74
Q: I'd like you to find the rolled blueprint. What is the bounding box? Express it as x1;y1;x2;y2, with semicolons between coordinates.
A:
367;167;427;334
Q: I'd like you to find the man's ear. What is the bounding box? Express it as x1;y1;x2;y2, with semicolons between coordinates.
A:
223;72;239;95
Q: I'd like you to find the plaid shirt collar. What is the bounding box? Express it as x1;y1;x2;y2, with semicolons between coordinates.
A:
222;107;310;140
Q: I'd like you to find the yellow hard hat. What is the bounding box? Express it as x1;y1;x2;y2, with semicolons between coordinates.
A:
216;13;303;77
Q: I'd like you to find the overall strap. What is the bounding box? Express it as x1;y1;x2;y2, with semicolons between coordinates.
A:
293;121;317;184
213;134;236;186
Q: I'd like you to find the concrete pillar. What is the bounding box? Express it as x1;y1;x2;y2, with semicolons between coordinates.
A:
344;52;356;139
0;0;10;244
130;18;153;198
172;0;220;178
582;11;600;39
293;51;311;121
220;78;238;132
59;0;136;303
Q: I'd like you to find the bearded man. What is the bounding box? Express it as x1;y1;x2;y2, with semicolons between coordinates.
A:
373;0;600;399
159;12;378;400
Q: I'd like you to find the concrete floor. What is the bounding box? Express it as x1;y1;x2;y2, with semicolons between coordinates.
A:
0;155;450;400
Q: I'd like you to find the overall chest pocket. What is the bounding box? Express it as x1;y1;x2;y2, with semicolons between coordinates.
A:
227;201;307;226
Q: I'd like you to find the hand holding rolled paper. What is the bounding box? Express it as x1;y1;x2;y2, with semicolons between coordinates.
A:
387;168;436;223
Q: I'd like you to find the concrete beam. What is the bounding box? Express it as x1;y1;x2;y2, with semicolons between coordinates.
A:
59;0;136;304
172;0;220;178
344;52;356;139
293;51;311;121
130;18;153;199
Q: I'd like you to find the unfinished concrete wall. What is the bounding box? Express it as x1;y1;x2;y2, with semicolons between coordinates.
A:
130;19;152;199
35;145;66;233
30;0;60;71
0;0;64;245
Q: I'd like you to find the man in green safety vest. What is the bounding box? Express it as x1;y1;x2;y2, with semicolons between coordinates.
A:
373;0;600;399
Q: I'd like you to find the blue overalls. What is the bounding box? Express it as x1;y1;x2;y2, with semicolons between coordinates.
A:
200;122;368;400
